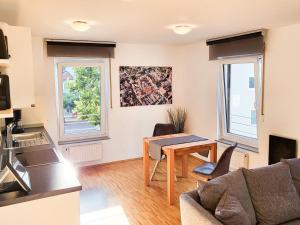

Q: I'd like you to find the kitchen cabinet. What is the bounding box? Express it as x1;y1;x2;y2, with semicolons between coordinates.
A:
0;192;80;225
0;22;35;109
0;59;9;67
0;108;13;118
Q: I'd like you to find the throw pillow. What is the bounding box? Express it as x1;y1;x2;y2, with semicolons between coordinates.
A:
215;192;252;225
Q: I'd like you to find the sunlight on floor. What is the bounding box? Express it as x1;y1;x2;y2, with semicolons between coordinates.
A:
80;205;130;225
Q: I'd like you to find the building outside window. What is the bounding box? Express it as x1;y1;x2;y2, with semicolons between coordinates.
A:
55;58;109;143
249;77;255;89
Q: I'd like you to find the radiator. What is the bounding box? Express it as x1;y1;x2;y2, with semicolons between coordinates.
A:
230;149;249;170
218;143;249;170
61;142;102;164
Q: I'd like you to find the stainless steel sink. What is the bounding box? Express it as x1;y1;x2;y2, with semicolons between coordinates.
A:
5;131;50;149
13;132;43;141
15;148;60;167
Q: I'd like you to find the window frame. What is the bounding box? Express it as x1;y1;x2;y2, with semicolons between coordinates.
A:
218;56;262;148
55;58;109;143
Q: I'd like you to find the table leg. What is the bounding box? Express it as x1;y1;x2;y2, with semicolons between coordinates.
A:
143;140;150;186
181;154;188;178
167;148;175;205
210;143;217;163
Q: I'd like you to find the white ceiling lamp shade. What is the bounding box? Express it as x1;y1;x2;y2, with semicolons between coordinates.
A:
168;24;197;35
71;21;91;32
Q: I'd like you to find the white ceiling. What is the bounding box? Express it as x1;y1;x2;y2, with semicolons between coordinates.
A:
1;0;300;44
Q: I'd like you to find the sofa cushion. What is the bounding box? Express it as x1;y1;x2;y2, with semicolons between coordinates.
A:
215;192;251;225
282;158;300;196
280;220;300;225
243;162;300;225
198;168;257;225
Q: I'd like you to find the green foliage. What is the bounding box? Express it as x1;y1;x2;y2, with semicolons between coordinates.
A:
69;67;101;126
167;107;187;133
63;81;77;110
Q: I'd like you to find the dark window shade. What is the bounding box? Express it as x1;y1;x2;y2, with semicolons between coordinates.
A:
46;40;116;58
206;31;265;60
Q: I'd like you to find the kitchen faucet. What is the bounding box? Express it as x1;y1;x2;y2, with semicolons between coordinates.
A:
6;122;16;148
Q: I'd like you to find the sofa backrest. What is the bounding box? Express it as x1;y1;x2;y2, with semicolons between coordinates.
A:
242;162;300;225
281;158;300;195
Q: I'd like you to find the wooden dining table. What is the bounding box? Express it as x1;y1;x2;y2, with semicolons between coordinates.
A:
143;133;217;205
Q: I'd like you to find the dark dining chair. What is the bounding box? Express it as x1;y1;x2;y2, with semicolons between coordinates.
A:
152;123;177;137
193;143;237;181
150;123;176;181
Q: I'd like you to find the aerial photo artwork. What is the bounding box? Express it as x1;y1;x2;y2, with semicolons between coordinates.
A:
119;66;172;107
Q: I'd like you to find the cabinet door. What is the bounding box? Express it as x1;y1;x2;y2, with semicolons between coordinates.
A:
6;25;35;108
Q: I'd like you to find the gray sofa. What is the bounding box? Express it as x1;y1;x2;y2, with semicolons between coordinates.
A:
180;158;300;225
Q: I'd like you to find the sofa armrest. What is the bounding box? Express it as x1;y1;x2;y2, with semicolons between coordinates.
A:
180;190;223;225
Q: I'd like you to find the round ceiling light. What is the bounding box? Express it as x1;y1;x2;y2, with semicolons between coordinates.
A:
169;24;196;35
71;21;91;32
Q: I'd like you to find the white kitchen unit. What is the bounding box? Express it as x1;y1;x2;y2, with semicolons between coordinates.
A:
0;108;13;118
0;192;80;225
0;22;35;109
0;59;9;67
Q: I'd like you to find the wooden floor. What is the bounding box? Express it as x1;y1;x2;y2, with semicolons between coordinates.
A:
78;156;203;225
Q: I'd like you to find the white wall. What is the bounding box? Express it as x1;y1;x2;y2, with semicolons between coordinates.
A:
23;38;184;164
177;43;219;140
260;23;300;165
180;23;300;168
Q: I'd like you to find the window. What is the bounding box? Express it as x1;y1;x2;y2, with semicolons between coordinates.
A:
55;58;109;143
219;57;262;147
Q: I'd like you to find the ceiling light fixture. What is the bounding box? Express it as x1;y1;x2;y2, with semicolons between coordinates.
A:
168;24;196;35
71;21;91;32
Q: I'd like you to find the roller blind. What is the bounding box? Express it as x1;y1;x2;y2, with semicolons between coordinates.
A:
206;31;265;60
46;39;116;58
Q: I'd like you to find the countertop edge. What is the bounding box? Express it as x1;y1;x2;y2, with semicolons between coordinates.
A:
0;185;82;207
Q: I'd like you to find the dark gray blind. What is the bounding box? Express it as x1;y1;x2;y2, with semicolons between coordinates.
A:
46;40;116;58
206;31;265;60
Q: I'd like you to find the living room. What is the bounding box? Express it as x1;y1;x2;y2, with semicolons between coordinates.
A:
0;0;300;225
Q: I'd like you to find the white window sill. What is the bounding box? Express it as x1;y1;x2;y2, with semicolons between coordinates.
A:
216;138;259;153
58;136;110;145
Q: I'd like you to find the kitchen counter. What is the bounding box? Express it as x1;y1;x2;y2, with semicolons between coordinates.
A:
0;126;82;225
0;160;81;207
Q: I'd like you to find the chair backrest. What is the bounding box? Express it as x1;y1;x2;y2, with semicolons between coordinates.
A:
211;143;237;178
152;123;176;137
